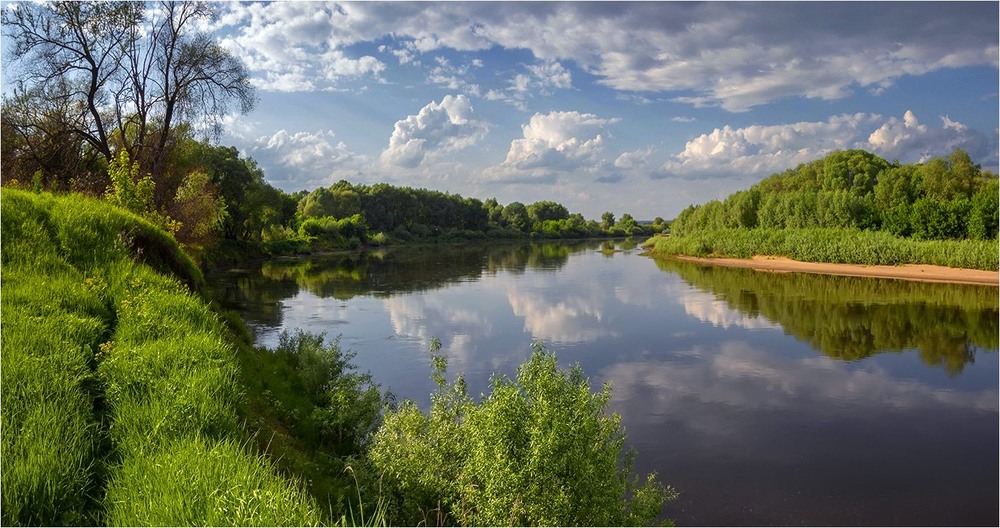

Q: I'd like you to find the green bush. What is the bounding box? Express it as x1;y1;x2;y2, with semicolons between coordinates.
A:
968;180;999;240
368;342;675;526
271;330;390;454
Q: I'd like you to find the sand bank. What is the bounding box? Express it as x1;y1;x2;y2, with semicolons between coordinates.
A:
673;255;999;286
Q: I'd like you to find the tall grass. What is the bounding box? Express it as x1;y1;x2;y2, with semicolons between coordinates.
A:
1;191;111;525
104;436;319;526
1;308;105;526
646;228;999;271
2;189;322;525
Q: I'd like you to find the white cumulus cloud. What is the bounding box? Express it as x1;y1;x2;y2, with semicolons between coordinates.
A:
614;147;654;170
485;111;620;182
657;110;996;180
484;60;574;109
867;110;993;164
380;95;489;168
214;2;386;92
249;129;367;190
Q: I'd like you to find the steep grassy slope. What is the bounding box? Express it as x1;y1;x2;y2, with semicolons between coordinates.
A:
1;189;320;525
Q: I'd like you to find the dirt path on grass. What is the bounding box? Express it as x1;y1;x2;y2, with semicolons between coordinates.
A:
673;255;999;286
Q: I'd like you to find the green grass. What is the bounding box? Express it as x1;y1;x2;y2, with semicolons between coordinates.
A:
1;307;105;526
646;228;999;271
2;189;322;525
104;436;319;526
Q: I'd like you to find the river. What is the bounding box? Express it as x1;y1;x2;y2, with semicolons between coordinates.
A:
209;239;999;526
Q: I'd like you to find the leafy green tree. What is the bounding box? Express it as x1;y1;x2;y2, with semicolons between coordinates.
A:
669;205;698;235
874;165;920;211
501;201;530;233
527;200;570;225
968;179;999;240
919;158;951;201
367;342;674;527
910;198;969;240
617;213;639;235
601;211;616;231
299;188;338;219
820;149;889;196
174;142;280;241
484;198;504;227
724;188;761;228
920;149;983;202
169;170;227;250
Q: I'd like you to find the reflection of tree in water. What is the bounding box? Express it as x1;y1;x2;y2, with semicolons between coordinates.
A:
207;269;300;328
247;241;594;302
657;258;999;376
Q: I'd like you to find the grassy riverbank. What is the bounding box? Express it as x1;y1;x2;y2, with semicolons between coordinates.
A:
645;228;999;271
1;189;321;525
3;188;671;526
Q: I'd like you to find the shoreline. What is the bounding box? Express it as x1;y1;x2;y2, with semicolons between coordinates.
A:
671;254;999;286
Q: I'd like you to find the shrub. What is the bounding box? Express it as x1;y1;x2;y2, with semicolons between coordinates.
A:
271;330;390;454
968;180;999;241
368;342;674;526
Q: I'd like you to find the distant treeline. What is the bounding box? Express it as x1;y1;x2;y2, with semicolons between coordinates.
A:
669;149;998;241
272;181;666;255
4;133;664;264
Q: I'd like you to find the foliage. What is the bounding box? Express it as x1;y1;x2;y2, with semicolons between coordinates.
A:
968;180;1000;240
646;227;998;271
230;179;652;256
667;149;998;253
367;341;675;526
299;214;369;250
105;150;156;218
1;88;108;193
270;330;391;454
169;169;228;251
2;1;255;176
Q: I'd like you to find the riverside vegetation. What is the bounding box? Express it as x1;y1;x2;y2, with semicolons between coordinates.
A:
646;149;999;271
1;3;993;523
1;188;673;525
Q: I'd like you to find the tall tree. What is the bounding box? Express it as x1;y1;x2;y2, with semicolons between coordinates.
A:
3;1;255;185
3;2;139;163
601;211;615;231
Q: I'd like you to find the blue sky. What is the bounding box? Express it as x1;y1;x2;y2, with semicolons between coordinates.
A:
11;1;1000;220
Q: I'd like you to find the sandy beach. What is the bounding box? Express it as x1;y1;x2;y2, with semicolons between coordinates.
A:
673;255;999;286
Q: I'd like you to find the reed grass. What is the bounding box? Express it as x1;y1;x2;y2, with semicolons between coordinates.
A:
646;228;999;271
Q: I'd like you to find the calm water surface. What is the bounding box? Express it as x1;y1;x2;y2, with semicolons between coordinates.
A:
210;240;999;526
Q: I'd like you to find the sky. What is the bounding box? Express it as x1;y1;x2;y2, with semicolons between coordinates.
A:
8;1;1000;220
